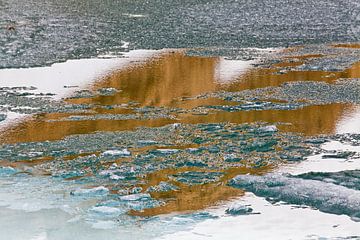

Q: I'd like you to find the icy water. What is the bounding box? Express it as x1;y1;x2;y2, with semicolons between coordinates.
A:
1;0;360;68
1;1;360;238
1;43;360;239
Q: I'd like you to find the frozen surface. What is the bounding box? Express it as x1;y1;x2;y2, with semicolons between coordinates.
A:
160;193;360;240
280;140;360;175
229;173;360;220
1;0;359;68
337;106;360;134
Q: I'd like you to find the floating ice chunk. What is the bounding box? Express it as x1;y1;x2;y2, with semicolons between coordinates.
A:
27;151;43;157
0;114;6;122
176;160;207;167
71;186;109;197
225;203;253;215
152;149;179;155
295;170;360;191
146;182;179;193
121;40;130;48
137;140;157;145
109;174;125;180
0;166;17;176
187;148;199;152
119;193;151;201
122;13;147;18
101;149;131;157
171;123;181;129
229;173;360;220
322;151;355;159
97;87;118;96
258;125;278;132
171;171;223;185
224;153;242;162
241;140;277;153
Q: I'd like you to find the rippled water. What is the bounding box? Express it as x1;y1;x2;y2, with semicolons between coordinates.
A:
1;0;359;68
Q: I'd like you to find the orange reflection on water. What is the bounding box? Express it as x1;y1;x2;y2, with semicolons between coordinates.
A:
333;43;360;49
1;49;360;216
1;51;359;143
130;165;272;216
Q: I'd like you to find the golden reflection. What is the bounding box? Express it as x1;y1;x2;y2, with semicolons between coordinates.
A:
130;165;272;216
1;49;360;216
179;103;354;136
1;51;359;143
222;61;360;92
77;52;219;106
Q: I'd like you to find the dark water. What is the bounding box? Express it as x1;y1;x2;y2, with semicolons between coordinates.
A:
1;0;359;68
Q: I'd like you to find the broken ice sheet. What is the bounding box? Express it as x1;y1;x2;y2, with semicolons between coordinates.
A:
229;173;360;221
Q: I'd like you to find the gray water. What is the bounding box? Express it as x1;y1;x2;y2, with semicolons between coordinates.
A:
1;0;359;68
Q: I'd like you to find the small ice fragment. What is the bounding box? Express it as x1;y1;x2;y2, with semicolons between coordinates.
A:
146;181;179;192
351;212;360;222
187;148;199;152
119;193;151;201
121;41;130;48
97;87;118;95
137;140;157;145
259;125;278;132
172;123;181;129
225;203;253;215
101;149;131;157
0;114;6;122
322;151;355;159
71;186;109;197
110;174;125;180
155;149;179;154
0;166;17;176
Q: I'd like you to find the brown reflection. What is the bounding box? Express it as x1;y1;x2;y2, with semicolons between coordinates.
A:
75;52;219;106
1;51;360;143
1;48;360;216
179;103;354;136
222;60;360;92
130;165;272;216
333;43;360;49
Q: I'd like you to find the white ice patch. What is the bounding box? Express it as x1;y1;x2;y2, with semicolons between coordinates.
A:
0;49;164;130
119;193;151;201
336;105;360;134
101;149;131;157
214;58;255;84
122;13;148;18
159;193;360;240
280;140;360;175
155;149;179;154
0;50;160;100
258;125;278;132
71;186;109;197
